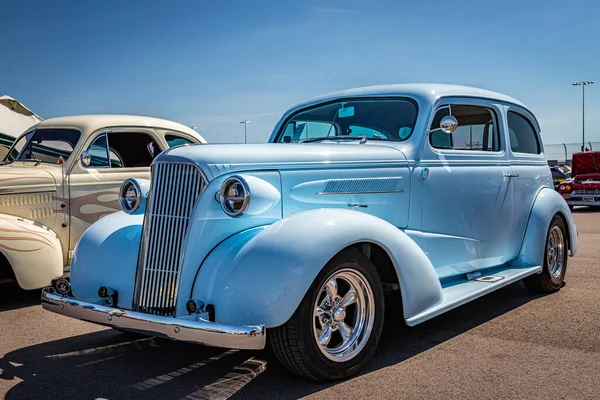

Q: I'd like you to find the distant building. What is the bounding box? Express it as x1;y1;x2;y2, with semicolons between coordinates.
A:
0;96;43;158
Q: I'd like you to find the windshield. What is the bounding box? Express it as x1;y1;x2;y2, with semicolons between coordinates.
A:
275;99;418;143
2;131;32;164
3;128;81;165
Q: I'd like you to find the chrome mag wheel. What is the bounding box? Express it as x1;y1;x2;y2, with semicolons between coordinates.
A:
312;268;375;362
547;225;565;278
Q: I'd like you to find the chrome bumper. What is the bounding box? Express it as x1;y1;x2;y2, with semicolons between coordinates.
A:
41;288;266;350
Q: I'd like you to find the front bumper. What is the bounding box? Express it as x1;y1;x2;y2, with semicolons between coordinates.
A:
565;198;600;206
41;288;266;350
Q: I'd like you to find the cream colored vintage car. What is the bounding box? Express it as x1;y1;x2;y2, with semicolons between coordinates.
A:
0;115;205;291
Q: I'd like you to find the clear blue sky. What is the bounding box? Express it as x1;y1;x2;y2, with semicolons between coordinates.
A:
2;0;599;145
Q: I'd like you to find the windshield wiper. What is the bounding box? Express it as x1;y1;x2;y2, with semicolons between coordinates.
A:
301;135;367;144
18;158;42;166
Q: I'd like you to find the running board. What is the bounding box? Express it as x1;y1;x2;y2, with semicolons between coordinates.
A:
405;265;542;327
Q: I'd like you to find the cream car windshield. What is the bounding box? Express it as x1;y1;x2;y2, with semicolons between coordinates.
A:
276;99;418;143
4;128;81;165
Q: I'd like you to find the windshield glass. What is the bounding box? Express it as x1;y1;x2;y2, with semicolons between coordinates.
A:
2;131;33;164
275;99;418;143
6;128;81;164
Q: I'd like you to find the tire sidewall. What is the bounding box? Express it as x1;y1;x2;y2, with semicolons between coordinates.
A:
296;249;385;381
544;216;568;288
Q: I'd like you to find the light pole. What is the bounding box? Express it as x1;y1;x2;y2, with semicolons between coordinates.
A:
573;81;594;151
240;120;250;143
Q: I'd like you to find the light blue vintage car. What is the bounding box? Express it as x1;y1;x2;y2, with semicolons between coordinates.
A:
42;84;578;381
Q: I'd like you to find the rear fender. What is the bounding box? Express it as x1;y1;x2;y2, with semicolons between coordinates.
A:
515;187;578;267
189;208;441;328
0;213;63;290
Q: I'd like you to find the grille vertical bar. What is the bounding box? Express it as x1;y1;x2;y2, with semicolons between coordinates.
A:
133;163;205;316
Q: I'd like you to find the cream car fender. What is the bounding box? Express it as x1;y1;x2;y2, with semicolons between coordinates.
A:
0;213;63;290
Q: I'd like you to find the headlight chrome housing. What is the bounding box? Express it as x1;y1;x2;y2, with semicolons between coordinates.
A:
220;176;250;217
119;179;142;214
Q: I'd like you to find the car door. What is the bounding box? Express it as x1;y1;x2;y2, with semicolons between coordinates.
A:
420;98;514;279
67;127;165;256
504;105;550;261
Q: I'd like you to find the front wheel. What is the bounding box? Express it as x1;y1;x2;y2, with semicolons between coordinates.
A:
523;214;568;293
269;248;384;381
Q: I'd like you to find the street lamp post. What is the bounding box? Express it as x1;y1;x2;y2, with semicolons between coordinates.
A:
240;120;250;143
573;81;594;151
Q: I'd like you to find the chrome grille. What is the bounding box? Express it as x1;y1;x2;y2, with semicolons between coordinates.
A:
572;189;600;196
133;163;206;316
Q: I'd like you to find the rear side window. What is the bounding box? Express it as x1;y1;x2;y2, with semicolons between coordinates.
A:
165;134;195;148
508;111;541;154
430;105;500;151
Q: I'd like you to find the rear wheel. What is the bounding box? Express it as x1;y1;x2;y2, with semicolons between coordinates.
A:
269;248;384;381
523;215;568;293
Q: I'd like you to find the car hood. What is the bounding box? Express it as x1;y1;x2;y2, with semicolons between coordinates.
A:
157;143;408;180
572;151;600;178
0;163;58;194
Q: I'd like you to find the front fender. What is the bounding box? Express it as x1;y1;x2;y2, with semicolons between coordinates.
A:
516;187;578;267
0;213;63;290
70;211;143;307
190;208;441;328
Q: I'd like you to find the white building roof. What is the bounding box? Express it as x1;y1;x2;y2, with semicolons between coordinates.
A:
0;96;43;138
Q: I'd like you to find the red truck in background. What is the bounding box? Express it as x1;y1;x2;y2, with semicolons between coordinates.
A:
557;151;600;210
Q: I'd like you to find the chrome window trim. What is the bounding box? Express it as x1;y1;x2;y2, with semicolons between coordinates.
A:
11;127;83;164
272;96;420;143
428;103;503;153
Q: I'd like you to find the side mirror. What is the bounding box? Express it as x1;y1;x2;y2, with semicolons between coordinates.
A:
80;151;91;167
440;115;458;134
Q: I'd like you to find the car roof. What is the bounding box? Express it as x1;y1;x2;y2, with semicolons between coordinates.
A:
33;114;206;142
292;83;528;109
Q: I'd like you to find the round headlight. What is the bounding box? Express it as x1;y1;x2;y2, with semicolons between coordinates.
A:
219;176;250;217
119;179;141;214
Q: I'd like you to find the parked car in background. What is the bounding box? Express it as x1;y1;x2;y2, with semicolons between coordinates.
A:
550;165;568;189
42;84;577;381
557;151;600;210
0;115;205;291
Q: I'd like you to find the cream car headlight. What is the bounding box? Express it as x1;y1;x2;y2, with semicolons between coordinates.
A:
119;179;142;214
220;176;250;217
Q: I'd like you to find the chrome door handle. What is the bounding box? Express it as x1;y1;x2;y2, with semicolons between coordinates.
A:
504;173;519;178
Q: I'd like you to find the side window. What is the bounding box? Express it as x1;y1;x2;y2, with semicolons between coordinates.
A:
86;134;110;167
507;111;541;154
106;132;161;168
165;134;195;148
430;105;500;151
84;134;125;168
429;108;451;148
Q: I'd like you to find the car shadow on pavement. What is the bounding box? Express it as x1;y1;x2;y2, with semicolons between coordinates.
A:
1;281;544;400
0;286;40;312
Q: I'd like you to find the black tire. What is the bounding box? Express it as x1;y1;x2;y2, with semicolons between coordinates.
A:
523;215;568;293
269;247;384;381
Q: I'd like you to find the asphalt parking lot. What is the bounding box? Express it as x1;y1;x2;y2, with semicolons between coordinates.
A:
1;210;599;400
